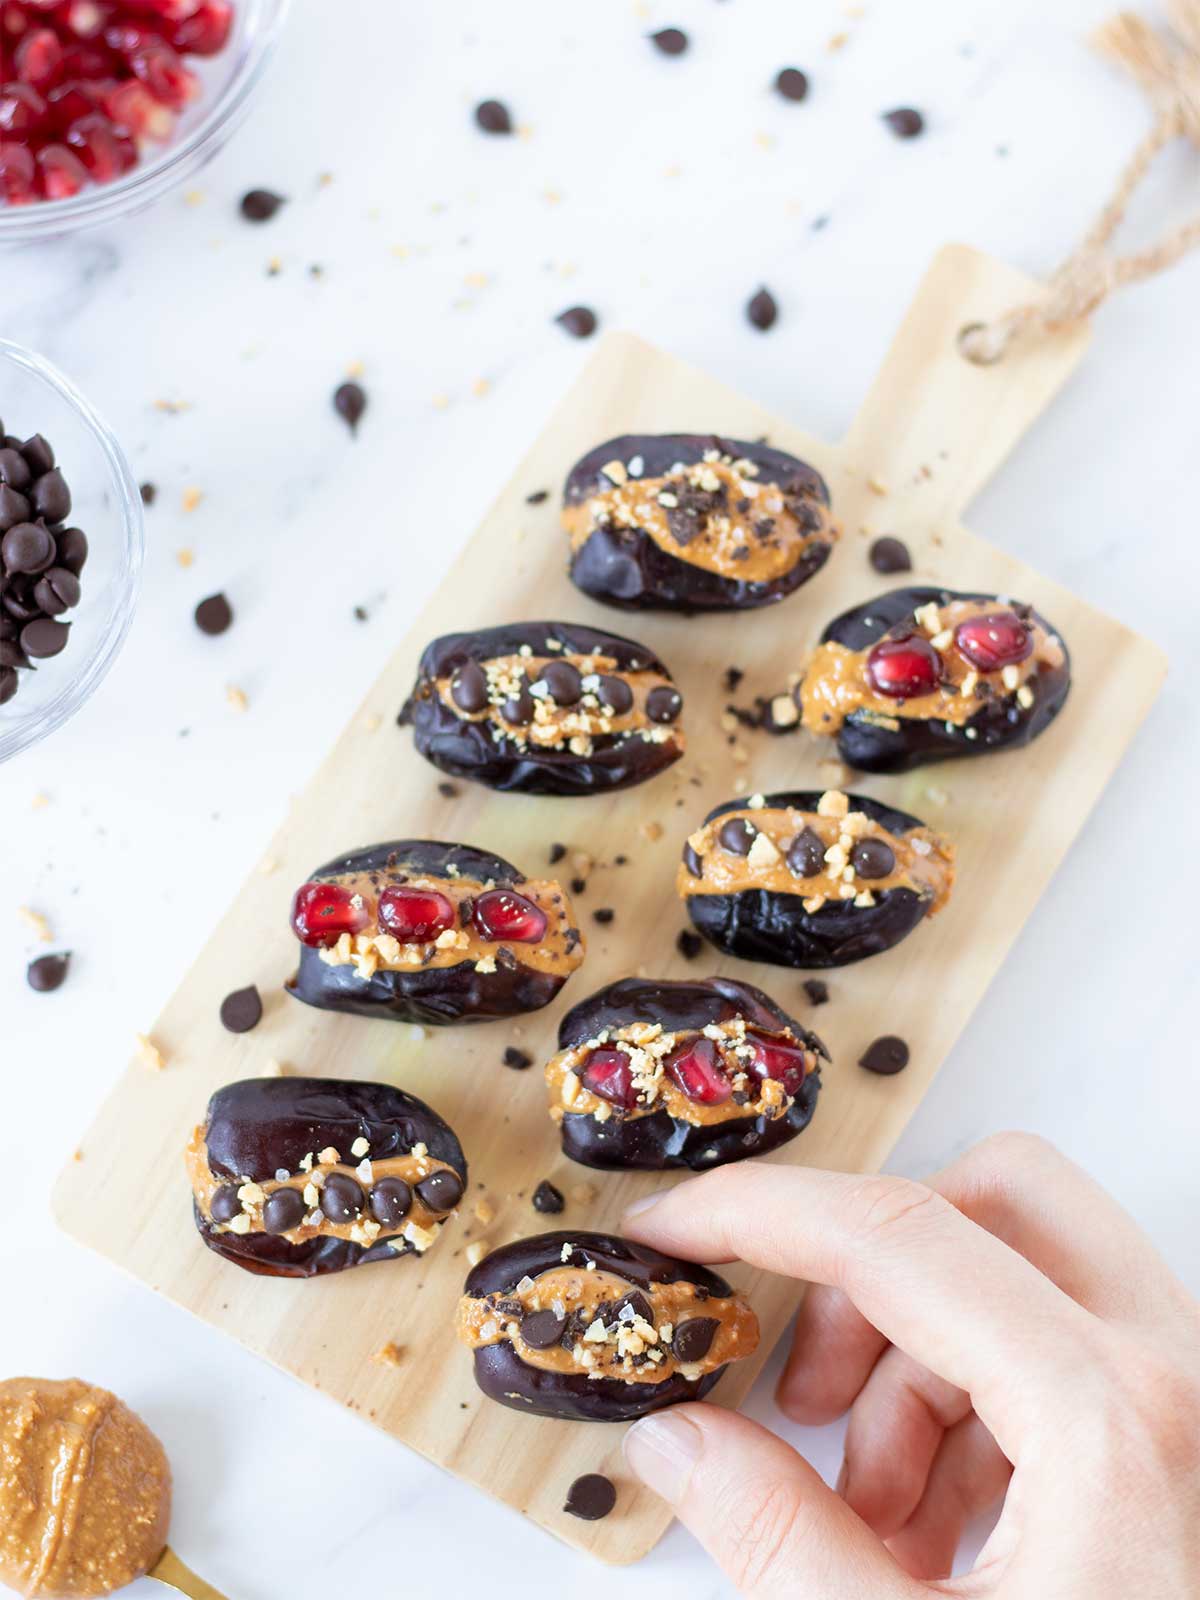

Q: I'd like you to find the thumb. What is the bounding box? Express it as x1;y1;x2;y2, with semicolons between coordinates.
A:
624;1404;921;1600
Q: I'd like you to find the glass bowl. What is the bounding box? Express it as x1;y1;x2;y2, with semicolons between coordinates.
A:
0;340;143;763
0;0;291;244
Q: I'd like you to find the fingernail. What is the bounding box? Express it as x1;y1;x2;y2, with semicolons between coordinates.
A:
622;1189;670;1223
624;1411;703;1504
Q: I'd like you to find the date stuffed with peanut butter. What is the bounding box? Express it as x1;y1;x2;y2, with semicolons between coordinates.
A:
398;620;685;795
189;1076;467;1278
564;433;838;612
287;839;584;1025
781;585;1071;773
455;1231;758;1422
546;976;826;1171
679;788;955;969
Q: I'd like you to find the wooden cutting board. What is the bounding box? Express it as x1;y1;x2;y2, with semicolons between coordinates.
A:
54;245;1166;1565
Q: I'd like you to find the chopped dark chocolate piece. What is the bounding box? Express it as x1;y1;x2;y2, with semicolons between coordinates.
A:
219;984;262;1034
139;481;157;505
526;489;550;505
859;1035;909;1075
676;929;704;961
549;842;567;864
802;978;829;1006
592;908;615;925
503;1046;533;1071
869;535;913;574
531;1179;565;1214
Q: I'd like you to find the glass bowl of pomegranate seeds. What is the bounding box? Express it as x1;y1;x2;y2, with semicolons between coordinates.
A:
0;0;289;241
0;339;143;762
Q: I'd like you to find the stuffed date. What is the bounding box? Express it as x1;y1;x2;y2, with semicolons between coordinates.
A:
188;1075;467;1278
563;432;838;612
455;1231;758;1421
398;620;685;795
546;975;826;1171
679;788;954;969
286;839;585;1025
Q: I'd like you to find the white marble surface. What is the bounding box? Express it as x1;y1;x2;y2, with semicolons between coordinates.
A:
2;1;1199;1593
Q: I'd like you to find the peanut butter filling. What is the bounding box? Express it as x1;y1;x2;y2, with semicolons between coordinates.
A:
456;1264;758;1384
796;598;1066;735
677;789;955;916
564;449;837;582
0;1377;170;1598
546;1014;816;1128
309;869;584;981
186;1131;459;1255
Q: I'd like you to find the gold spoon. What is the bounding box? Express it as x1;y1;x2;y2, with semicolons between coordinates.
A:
147;1548;231;1599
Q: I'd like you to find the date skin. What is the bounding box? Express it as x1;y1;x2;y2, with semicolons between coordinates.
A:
686;791;938;969
193;1076;467;1279
556;976;826;1171
398;620;684;796
565;432;834;613
463;1231;737;1421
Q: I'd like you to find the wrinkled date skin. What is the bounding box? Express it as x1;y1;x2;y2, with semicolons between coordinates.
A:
287;840;579;1025
398;620;684;795
193;1076;467;1279
565;432;835;612
820;586;1071;774
464;1231;737;1421
688;792;937;969
556;976;826;1171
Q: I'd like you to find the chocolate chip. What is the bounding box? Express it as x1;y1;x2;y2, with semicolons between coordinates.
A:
525;489;549;504
645;684;683;724
592;907;615;925
0;485;30;531
851;838;896;879
563;1474;616;1521
882;107;924;139
649;26;688;55
520;1309;567;1349
415;1169;463;1212
682;842;704;876
869;535;912;574
859;1035;909;1075
539;660;582;706
723;666;744;692
31;468;70;523
532;1179;565;1214
262;1187;306;1234
787;827;826;878
334;381;367;435
612;1290;653;1325
20;618;69;658
502;684;535;724
474;99;512;134
747;287;778;331
55;527;87;575
0;668;17;704
672;1316;720;1362
503;1046;532;1071
2;521;54;575
0;448;31;491
595;673;633;714
570;877;586;895
26;952;69;992
240;188;286;222
194;593;233;636
21;434;53;476
370;1177;413;1228
676;928;704;961
549;842;567;864
802;978;829;1006
437;780;460;798
775;66;809;101
450;659;489;713
320;1173;365;1222
219;984;262;1034
32;567;80;616
718;817;756;855
555;305;597;338
139;482;157;505
210;1185;243;1224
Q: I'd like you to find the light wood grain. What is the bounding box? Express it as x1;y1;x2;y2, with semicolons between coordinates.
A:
54;245;1165;1566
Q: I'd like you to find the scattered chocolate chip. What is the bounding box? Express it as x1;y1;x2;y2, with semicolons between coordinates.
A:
649;26;688;55
191;591;233;639
869;535;912;574
593;908;615;925
55;527;87;574
525;489;549;504
672;1316;720;1362
334;381;367;435
570;876;586;895
676;929;704;961
139;481;157;506
718;817;756;855
520;1309;567;1349
321;1173;366;1222
503;1046;533;1071
595;673;633;714
682;842;704;876
370;1177;413;1228
474;99;512;134
240;188;286;222
20;618;68;658
882;107;925;139
2;521;54;574
549;842;567;864
415;1169;464;1212
564;1474;617;1521
555;305;598;339
859;1035;909;1075
210;1185;243;1224
262;1187;306;1235
32;566;79;617
450;659;489;713
532;1179;565;1214
802;978;829;1006
747;287;778;331
539;659;582;706
851;838;896;879
646;685;683;724
775;67;809;101
501;683;535;724
437;780;460;799
27;951;69;992
787;827;826;878
219;984;262;1034
21;434;53;475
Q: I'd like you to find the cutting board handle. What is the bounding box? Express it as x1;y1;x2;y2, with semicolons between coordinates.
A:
148;1547;231;1599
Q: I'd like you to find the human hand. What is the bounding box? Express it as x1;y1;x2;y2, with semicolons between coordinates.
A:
621;1133;1200;1597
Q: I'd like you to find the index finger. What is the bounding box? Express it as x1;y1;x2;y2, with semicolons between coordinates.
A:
621;1163;1098;1453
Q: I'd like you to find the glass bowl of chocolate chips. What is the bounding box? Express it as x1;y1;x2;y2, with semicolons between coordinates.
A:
0;339;143;763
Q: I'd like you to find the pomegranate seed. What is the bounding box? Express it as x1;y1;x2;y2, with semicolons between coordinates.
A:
0;82;48;134
866;632;941;699
1;5;30;40
665;1036;731;1105
0;139;36;201
58;40;119;77
472;889;548;944
103;76;170;136
171;0;230;54
290;881;372;949
103;18;155;50
377;886;455;943
581;1048;638;1111
744;1032;811;1096
65;110;135;180
36;139;87;196
63;3;114;40
953;610;1032;673
15;28;64;88
47;78;105;129
127;38;195;106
